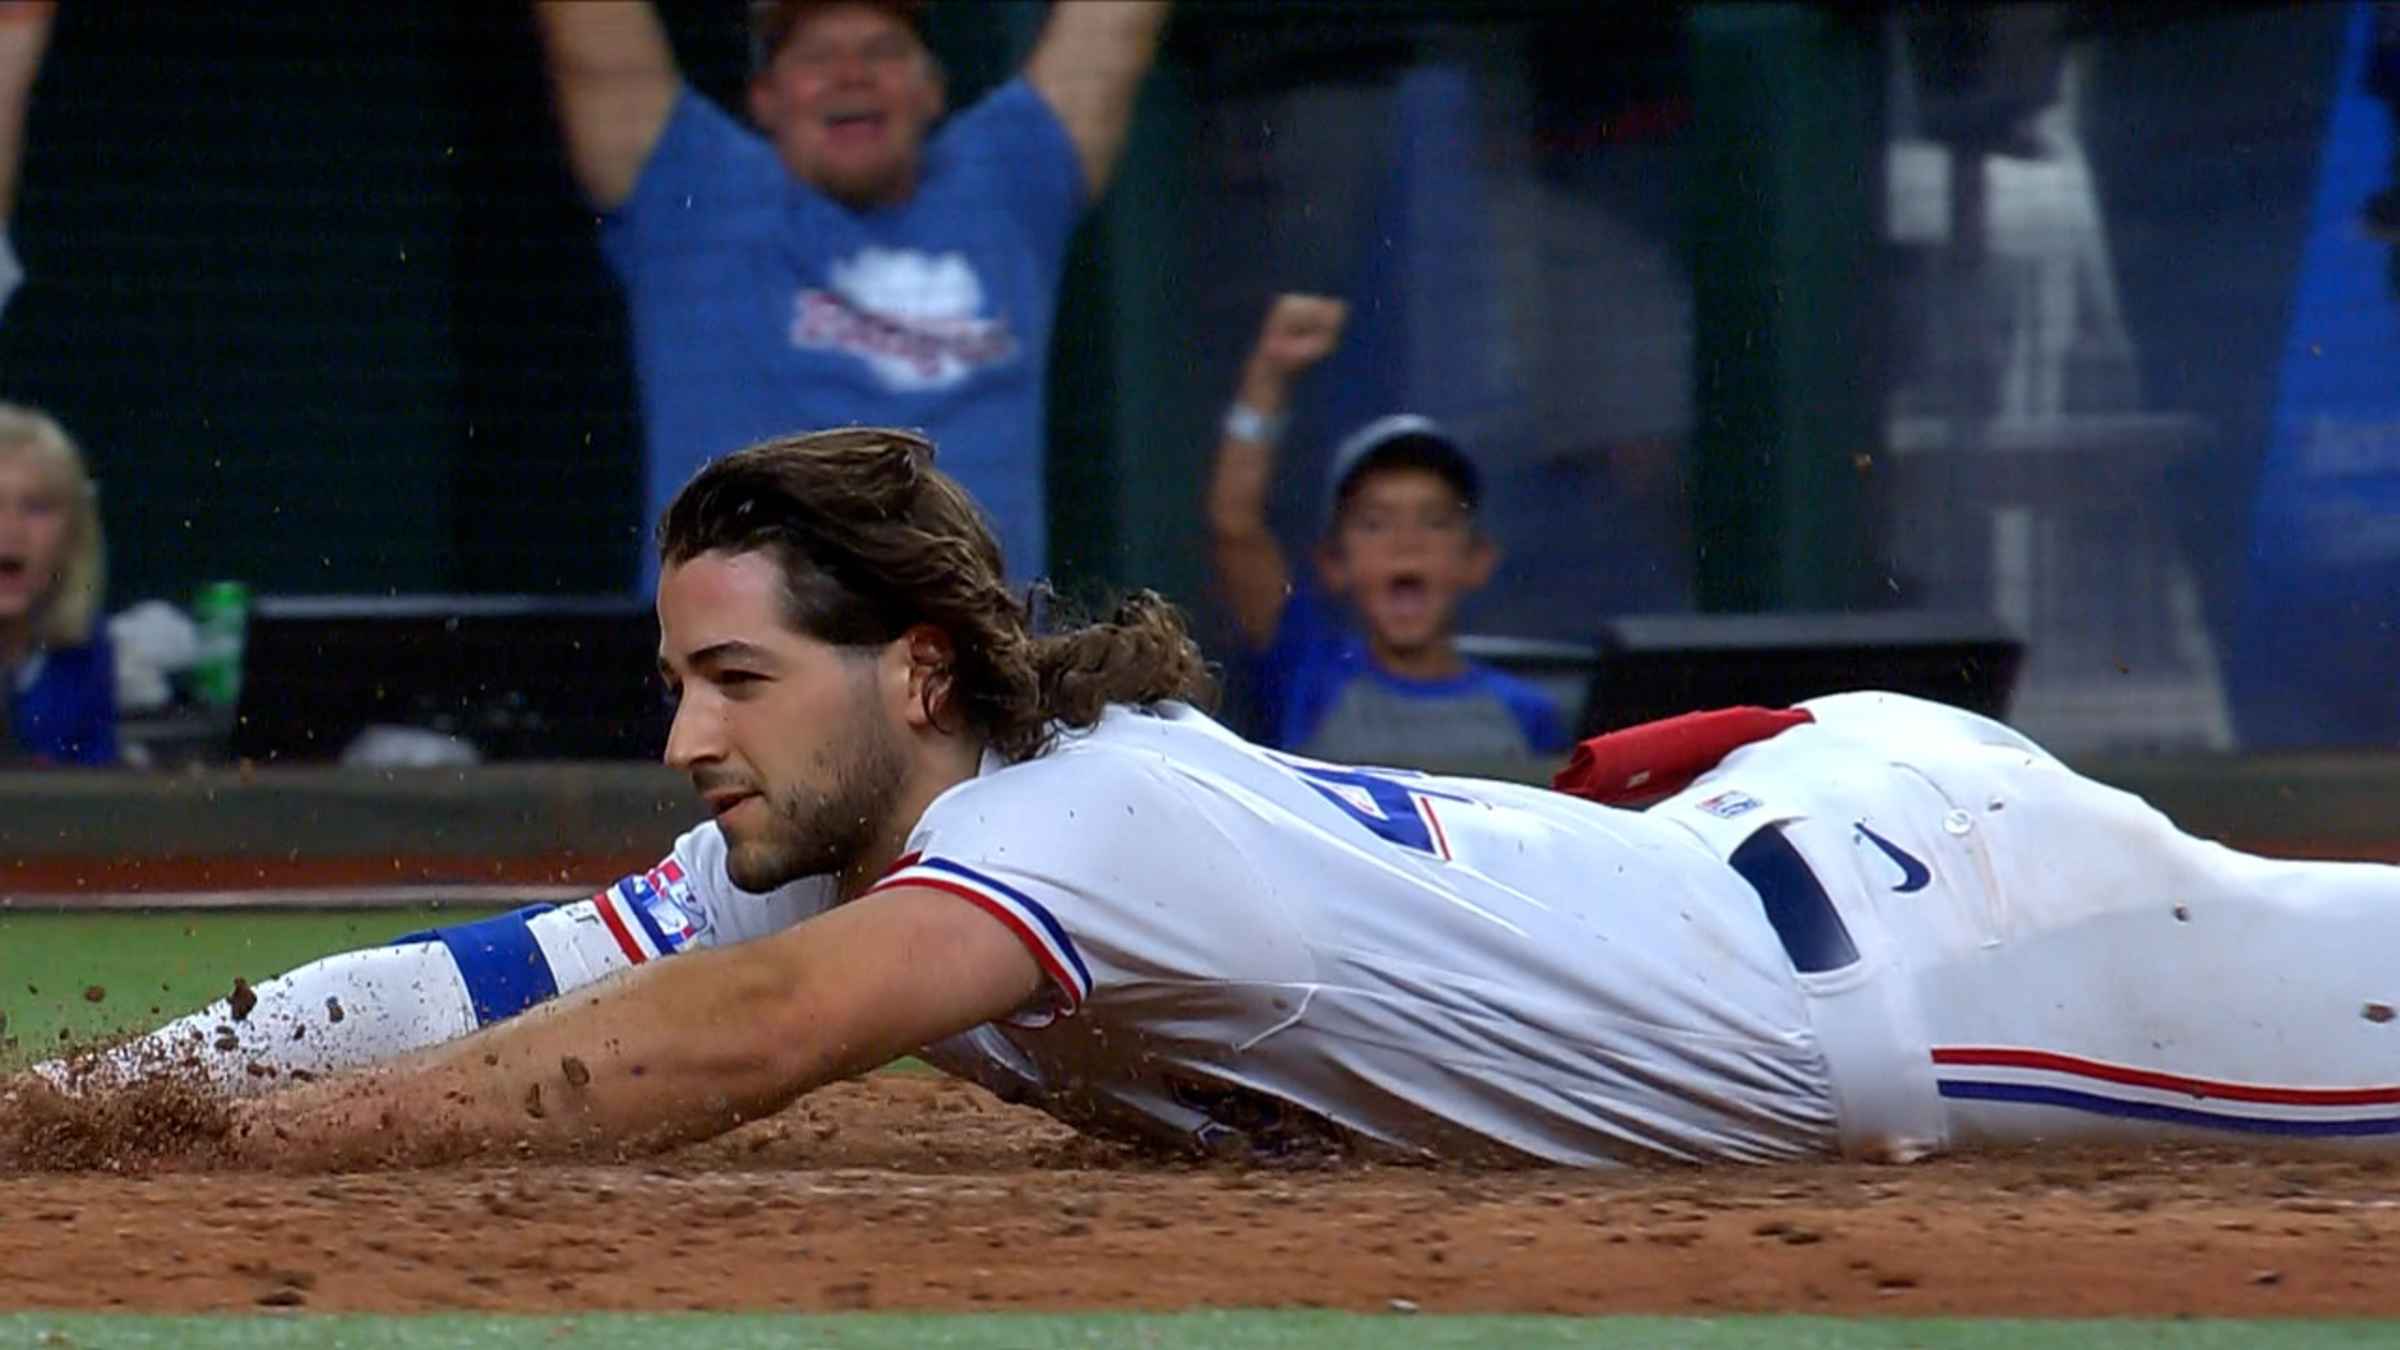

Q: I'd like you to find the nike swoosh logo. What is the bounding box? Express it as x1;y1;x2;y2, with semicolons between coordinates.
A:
1856;822;1931;893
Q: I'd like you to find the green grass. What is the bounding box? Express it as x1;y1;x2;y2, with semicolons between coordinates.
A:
6;1315;2400;1348
0;907;505;1068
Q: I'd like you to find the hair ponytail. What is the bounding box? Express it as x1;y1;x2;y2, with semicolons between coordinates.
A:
1018;589;1215;753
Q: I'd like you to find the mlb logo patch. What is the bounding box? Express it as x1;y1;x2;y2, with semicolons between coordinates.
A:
649;858;698;912
1696;790;1763;819
619;866;706;952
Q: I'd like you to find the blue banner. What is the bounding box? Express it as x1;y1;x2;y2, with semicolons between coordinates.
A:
2232;3;2400;748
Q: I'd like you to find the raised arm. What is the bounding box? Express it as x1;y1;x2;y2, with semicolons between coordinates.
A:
0;2;55;223
1207;294;1347;649
533;0;680;210
225;883;1042;1170
1021;0;1169;200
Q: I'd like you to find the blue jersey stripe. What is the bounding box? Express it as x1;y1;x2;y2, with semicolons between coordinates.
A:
918;856;1095;995
1939;1079;2400;1138
410;904;563;1026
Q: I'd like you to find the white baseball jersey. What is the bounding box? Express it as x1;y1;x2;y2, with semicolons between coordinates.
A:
650;702;1838;1165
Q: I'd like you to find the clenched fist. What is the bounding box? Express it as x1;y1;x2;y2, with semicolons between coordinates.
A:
1248;294;1349;380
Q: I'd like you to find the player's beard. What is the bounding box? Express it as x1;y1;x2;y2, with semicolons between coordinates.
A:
723;702;909;893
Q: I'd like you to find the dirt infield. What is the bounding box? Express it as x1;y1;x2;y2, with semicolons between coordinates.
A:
5;1075;2400;1318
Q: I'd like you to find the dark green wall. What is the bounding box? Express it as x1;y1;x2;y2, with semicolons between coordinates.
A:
1044;63;1206;612
4;8;473;603
1685;6;1884;613
0;6;702;604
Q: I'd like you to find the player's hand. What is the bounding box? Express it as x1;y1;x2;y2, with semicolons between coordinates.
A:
1247;294;1348;381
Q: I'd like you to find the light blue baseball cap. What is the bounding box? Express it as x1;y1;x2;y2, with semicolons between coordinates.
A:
1322;414;1482;518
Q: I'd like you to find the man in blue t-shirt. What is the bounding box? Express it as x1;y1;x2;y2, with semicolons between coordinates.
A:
1205;294;1568;767
535;0;1169;585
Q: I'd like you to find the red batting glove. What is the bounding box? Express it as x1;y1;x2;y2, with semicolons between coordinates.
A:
1551;706;1814;808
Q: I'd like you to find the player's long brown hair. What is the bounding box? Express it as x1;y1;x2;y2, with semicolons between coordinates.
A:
657;427;1215;762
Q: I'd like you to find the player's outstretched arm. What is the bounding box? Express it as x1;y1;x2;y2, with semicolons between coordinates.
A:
1207;293;1347;649
223;882;1043;1170
1022;0;1169;200
29;832;781;1099
532;0;680;210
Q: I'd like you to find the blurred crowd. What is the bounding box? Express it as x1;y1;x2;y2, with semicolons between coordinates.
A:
0;0;1578;773
5;2;2397;769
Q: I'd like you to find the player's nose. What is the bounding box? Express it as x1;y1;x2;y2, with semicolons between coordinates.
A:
662;694;725;771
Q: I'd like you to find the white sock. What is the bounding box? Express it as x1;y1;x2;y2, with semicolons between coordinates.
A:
36;897;650;1098
38;939;478;1098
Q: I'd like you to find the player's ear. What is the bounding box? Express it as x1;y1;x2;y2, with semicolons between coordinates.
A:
1464;532;1498;590
893;623;958;732
918;48;949;120
748;71;785;134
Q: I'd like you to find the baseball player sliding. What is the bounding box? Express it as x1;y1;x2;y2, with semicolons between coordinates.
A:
33;427;2400;1168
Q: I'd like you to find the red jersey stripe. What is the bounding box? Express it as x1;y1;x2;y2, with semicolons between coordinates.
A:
593;888;648;966
1932;1046;2400;1107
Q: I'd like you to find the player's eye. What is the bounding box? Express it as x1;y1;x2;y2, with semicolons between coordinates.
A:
715;671;769;698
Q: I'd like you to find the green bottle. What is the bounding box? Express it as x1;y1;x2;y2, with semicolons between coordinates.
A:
190;580;251;708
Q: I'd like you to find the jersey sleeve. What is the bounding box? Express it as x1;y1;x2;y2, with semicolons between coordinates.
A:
599;85;805;281
1498;674;1572;755
580;822;834;967
867;737;1312;1019
933;77;1086;266
874;841;1099;1015
1247;583;1351;751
